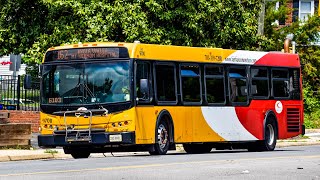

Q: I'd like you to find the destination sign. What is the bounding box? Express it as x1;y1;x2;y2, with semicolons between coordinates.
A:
44;47;129;62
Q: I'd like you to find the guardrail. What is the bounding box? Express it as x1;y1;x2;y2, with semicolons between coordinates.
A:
0;75;40;111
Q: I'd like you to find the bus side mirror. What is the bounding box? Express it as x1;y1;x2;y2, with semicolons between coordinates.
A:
24;74;32;89
140;79;149;100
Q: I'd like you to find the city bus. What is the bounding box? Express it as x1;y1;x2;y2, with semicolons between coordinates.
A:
38;42;304;158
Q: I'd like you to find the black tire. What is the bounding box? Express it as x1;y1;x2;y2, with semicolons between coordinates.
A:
149;121;170;155
248;117;277;152
70;151;90;159
183;144;213;154
64;147;90;159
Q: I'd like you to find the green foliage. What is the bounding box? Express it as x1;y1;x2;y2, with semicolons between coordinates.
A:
44;149;58;154
263;2;320;128
0;0;262;67
262;0;291;51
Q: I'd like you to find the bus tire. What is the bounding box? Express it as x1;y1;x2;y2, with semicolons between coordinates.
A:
183;144;213;154
64;147;90;159
248;116;277;152
262;117;278;151
149;121;170;155
70;151;90;159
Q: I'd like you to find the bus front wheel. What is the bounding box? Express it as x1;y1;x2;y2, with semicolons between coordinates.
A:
149;121;170;155
70;151;90;159
64;147;91;159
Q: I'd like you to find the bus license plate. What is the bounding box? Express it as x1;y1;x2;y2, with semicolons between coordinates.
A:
109;134;122;142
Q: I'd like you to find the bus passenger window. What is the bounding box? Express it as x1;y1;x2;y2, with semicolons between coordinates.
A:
251;68;268;98
229;67;248;103
155;64;177;102
272;69;289;98
181;65;201;103
205;66;225;104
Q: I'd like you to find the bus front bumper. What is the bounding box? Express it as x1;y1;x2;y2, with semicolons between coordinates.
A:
38;132;135;147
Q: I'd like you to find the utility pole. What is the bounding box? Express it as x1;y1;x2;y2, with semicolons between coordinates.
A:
257;0;266;36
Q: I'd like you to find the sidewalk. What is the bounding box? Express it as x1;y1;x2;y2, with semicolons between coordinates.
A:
1;129;320;162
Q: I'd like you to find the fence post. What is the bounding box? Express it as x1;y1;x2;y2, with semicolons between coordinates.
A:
17;75;20;110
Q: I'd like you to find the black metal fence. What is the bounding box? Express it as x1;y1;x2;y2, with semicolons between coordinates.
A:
0;75;40;111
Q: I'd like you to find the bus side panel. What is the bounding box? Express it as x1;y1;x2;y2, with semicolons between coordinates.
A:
235;100;303;140
135;106;225;144
190;107;225;143
135;106;157;144
135;106;193;144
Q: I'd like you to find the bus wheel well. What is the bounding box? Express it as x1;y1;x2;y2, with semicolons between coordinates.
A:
157;110;174;145
264;110;278;140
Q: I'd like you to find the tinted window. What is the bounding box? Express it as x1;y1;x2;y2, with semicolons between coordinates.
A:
229;67;247;103
205;65;225;104
251;68;269;97
181;65;201;103
155;64;177;102
272;69;289;98
206;66;224;76
272;70;288;78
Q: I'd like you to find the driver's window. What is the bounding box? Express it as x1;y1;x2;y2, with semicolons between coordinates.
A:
136;62;151;101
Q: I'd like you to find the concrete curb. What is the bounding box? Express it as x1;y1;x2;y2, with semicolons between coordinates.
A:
0;154;54;162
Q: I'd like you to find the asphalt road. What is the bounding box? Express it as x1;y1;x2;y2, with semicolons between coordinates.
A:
0;145;320;180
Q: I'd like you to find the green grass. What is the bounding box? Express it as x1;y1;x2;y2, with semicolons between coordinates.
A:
44;149;58;154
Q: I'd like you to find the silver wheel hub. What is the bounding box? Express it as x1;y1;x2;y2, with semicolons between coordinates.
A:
157;124;168;149
267;124;275;146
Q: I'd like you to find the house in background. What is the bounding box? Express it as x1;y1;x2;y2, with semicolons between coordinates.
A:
275;0;319;26
0;56;26;76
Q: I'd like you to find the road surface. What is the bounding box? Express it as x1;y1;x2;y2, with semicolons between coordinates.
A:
0;145;319;180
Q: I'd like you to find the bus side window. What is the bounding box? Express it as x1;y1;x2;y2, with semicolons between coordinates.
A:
136;62;151;102
228;67;248;103
205;65;225;104
272;69;289;98
251;67;269;98
154;63;177;104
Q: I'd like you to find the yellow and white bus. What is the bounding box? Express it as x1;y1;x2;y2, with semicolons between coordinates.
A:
38;42;304;158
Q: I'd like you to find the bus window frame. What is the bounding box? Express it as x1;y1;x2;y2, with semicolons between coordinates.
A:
134;60;153;104
250;66;270;100
227;66;249;106
271;68;290;100
204;64;226;106
289;68;302;100
153;62;178;105
179;63;202;105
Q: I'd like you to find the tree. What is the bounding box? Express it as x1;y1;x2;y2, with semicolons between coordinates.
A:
0;0;262;66
263;1;320;128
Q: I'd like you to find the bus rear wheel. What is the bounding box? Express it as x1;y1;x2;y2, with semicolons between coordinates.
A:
248;117;277;152
149;121;170;155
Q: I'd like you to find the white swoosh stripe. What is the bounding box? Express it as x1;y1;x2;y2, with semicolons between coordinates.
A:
223;50;268;65
201;107;258;141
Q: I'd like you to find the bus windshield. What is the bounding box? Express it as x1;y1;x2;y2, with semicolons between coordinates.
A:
41;61;130;105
